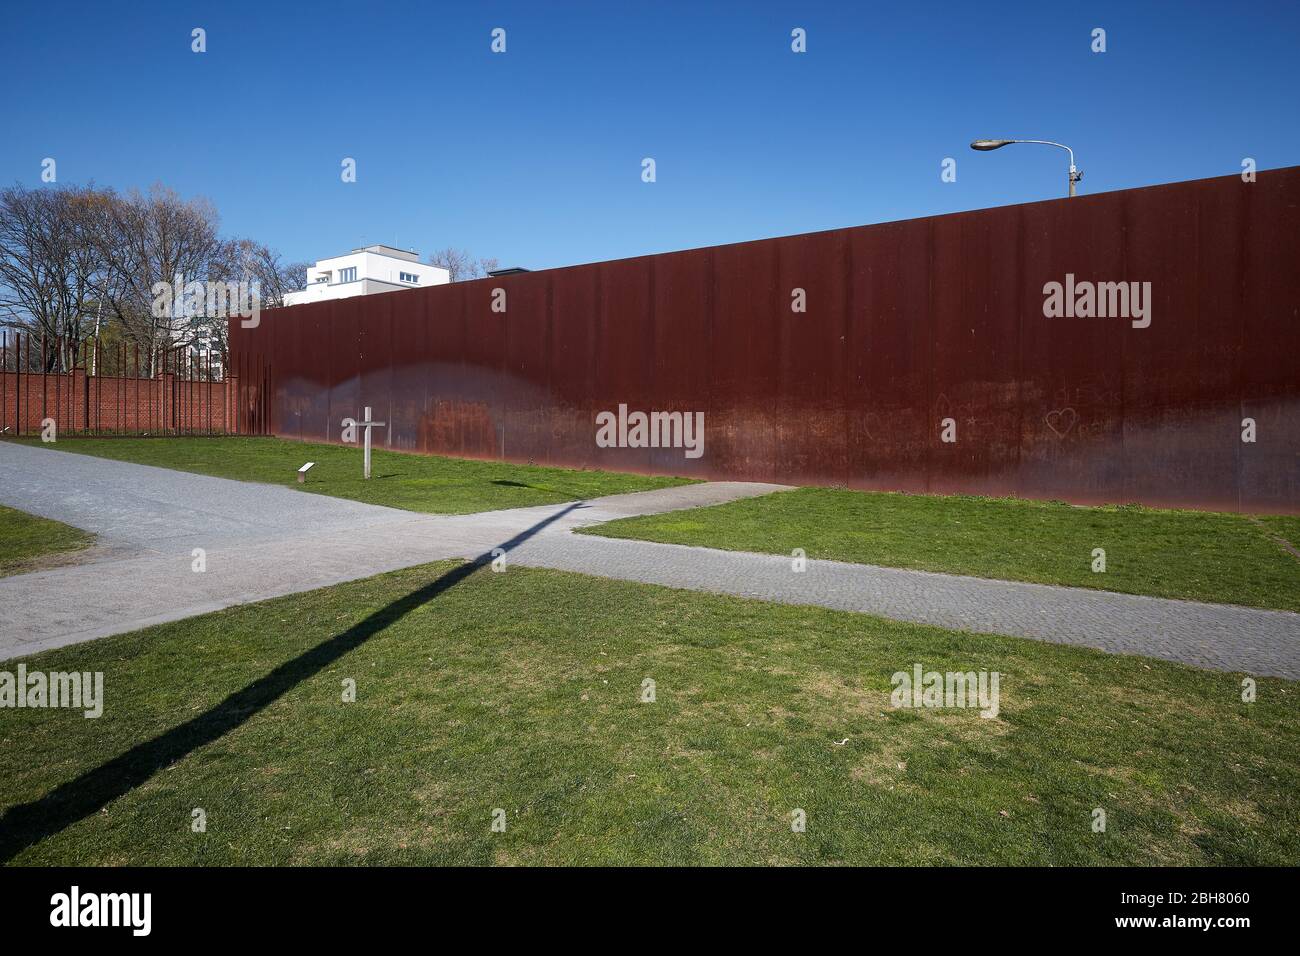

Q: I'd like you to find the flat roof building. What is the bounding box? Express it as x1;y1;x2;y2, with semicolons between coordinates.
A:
283;245;449;306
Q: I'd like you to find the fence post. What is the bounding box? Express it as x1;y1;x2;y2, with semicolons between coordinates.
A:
18;331;25;437
40;333;47;433
20;331;27;436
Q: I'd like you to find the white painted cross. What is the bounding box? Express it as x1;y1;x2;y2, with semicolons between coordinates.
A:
343;406;388;479
360;406;386;479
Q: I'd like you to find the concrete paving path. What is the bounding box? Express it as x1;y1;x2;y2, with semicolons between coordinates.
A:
2;441;1298;678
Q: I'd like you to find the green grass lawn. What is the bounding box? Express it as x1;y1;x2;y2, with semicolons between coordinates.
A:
1;561;1294;866
1257;515;1300;554
581;487;1300;612
6;437;694;514
0;504;94;578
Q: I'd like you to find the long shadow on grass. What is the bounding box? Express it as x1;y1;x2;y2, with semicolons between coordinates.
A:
0;502;583;863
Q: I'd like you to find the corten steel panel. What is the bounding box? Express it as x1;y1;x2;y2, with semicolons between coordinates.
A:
460;277;510;459
328;300;362;446
388;284;428;453
1240;171;1300;512
848;218;932;494
651;250;713;479
233;167;1300;513
357;293;393;447
1122;180;1241;510
775;229;852;487
1018;190;1128;504
548;266;600;469
300;302;333;441
251;305;277;435
276;299;303;440
711;238;781;481
499;271;551;465
594;258;657;474
930;203;1023;497
420;279;472;457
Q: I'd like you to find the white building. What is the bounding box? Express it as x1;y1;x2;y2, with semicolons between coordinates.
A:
282;245;449;307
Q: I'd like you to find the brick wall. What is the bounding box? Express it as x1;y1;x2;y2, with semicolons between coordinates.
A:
0;369;238;436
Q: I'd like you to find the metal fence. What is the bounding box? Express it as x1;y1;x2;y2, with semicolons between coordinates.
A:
1;331;257;437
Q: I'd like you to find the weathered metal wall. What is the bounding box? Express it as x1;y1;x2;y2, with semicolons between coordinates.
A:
230;167;1300;513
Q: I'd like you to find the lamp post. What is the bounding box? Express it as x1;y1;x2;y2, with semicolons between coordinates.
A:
970;139;1083;197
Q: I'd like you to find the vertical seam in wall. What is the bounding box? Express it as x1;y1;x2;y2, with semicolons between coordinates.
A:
386;298;393;449
706;249;715;480
647;256;656;473
321;308;329;446
593;264;603;467
500;284;507;460
772;241;782;483
1236;178;1251;513
462;282;471;455
545;275;554;467
421;288;431;454
925;219;935;494
842;230;853;486
1119;192;1129;503
1014;206;1024;499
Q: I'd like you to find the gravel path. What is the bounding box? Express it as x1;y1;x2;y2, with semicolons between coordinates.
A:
0;440;414;552
2;441;1297;677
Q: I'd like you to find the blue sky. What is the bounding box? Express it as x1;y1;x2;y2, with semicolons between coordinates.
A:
2;1;1297;271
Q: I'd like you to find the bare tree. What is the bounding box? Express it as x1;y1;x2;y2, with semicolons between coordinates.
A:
238;241;308;309
91;184;224;374
203;239;307;356
0;180;302;377
0;183;111;370
427;247;499;282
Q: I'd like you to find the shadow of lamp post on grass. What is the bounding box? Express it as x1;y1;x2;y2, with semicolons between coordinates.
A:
0;501;584;863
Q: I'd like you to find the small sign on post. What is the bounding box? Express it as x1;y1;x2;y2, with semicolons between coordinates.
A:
297;462;315;484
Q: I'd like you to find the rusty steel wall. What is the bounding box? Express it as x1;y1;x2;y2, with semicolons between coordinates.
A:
230;167;1300;513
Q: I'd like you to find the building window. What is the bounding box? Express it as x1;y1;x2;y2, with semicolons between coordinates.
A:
339;267;357;283
400;271;419;284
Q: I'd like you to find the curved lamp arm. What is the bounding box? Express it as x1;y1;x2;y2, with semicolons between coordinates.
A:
1006;140;1075;170
969;138;1083;196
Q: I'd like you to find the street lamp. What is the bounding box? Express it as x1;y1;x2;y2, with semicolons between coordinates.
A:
970;138;1083;197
